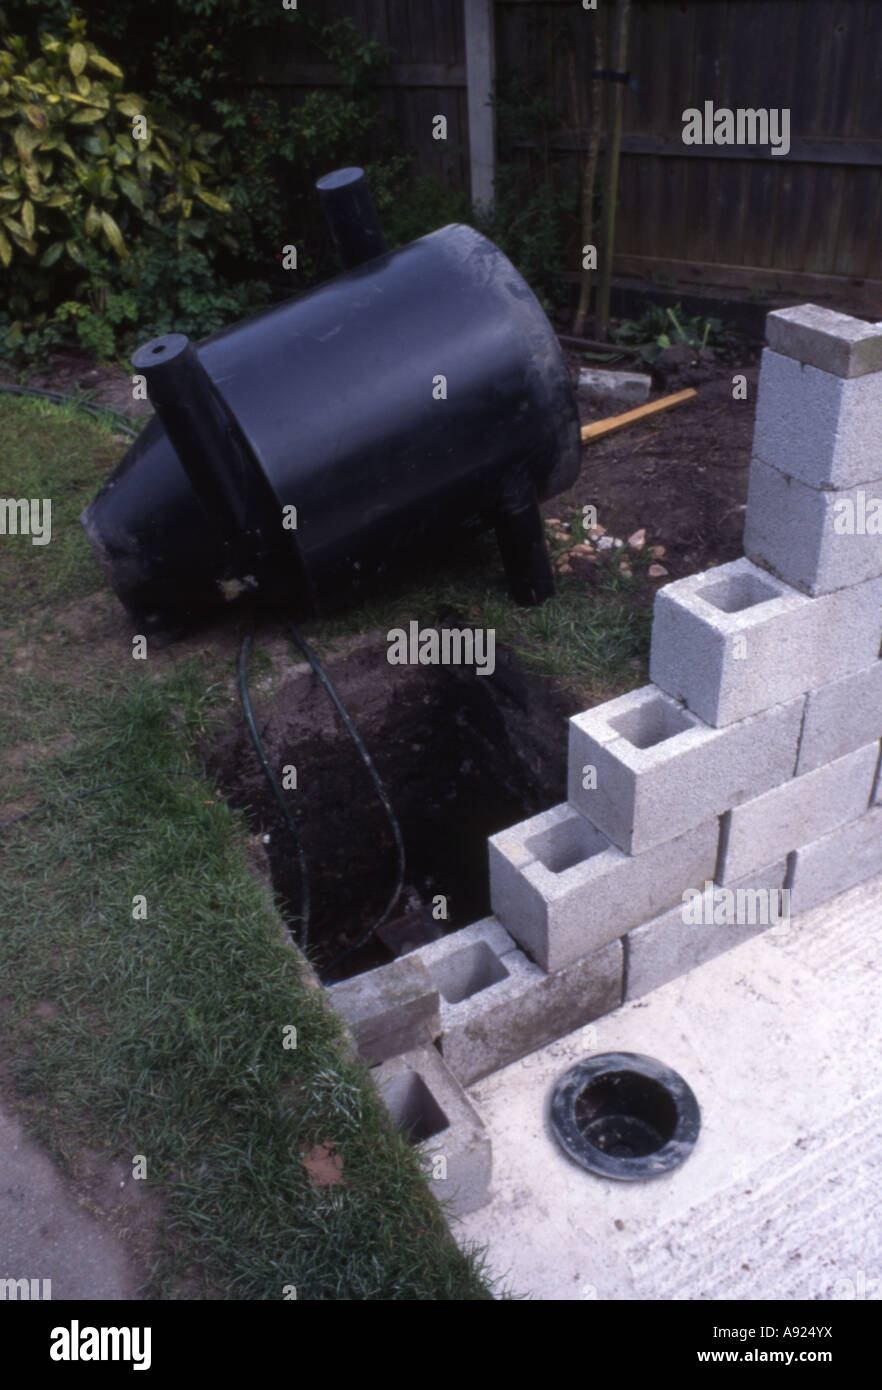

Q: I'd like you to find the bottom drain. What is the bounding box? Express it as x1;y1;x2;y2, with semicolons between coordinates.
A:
550;1052;701;1180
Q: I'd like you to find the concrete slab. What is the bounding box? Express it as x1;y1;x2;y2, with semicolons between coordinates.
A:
451;872;882;1300
578;367;652;404
0;1098;146;1300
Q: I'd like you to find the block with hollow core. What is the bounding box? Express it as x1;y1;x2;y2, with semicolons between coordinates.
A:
625;859;789;1001
743;457;882;596
788;807;882;915
795;661;882;774
650;557;882;725
410;918;622;1085
566;683;804;854
488;802;717;972
717;744;879;884
751;344;882;490
371;1044;492;1216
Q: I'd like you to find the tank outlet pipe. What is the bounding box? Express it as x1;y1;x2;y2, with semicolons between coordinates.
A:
315;166;388;269
130;333;275;551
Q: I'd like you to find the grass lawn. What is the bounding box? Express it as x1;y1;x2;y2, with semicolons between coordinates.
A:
0;391;650;1299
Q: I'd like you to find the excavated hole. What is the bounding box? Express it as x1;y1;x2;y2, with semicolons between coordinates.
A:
203;633;574;980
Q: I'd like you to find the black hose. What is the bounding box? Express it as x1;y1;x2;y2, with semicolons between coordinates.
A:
238;623;311;953
0;382;140;437
278;615;405;983
0;768;202;830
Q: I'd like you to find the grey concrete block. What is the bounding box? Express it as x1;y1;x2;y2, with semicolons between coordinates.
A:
412;919;622;1084
751;348;882;490
743;456;882;596
718;744;879;884
651;557;882;724
414;917;519;1003
788;806;882;915
578;367;651;404
567;683;804;853
327;955;440;1066
873;748;882;806
489;802;718;972
765;304;882;379
795;661;882;774
625;859;789;1000
372;1044;492;1216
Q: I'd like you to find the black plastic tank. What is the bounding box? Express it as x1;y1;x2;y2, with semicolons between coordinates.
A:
81;168;581;642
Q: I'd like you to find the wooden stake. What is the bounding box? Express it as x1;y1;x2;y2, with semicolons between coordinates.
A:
580;388;696;443
570;20;604;337
595;0;631;340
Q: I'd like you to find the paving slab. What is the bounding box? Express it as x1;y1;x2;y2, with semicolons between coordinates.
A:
0;1098;146;1300
451;872;882;1301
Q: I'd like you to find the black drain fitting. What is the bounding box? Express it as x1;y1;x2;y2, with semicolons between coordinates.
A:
550;1051;701;1180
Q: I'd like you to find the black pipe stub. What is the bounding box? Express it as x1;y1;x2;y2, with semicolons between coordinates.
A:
550;1052;700;1181
315;166;387;269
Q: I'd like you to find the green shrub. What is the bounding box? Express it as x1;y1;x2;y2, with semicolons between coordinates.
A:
610;302;739;365
0;15;245;360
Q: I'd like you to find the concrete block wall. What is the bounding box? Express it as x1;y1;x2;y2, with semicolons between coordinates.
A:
326;304;881;1218
489;304;881;991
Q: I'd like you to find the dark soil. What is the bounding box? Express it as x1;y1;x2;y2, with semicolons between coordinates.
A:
0;352;153;420
200;634;582;981
552;340;764;583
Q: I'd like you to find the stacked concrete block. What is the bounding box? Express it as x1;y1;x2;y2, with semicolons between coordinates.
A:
625;859;790;1001
649;558;882;725
488;803;717;970
795;660;882;773
489;303;881;989
716;744;879;884
325;305;880;1219
566;682;805;851
371;1045;492;1217
743;305;882;596
788;807;882;916
410;917;622;1084
327;955;440;1065
331;916;622;1086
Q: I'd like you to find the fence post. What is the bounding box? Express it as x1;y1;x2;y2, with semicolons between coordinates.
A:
465;0;496;211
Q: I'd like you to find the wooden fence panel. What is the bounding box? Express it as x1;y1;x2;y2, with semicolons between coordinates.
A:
244;0;882;295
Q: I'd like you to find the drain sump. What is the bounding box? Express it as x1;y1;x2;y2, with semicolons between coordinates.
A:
550;1051;700;1180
